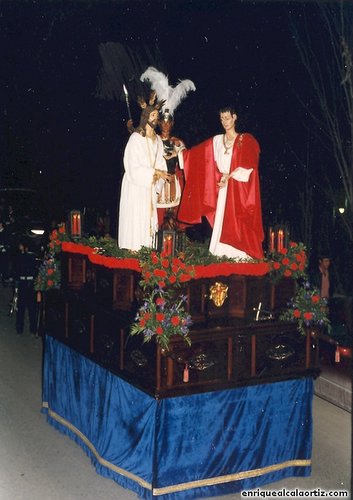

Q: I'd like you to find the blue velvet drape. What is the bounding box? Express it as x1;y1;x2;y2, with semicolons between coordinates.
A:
42;336;313;499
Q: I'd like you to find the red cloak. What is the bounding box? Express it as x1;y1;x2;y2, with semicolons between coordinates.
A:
177;134;264;259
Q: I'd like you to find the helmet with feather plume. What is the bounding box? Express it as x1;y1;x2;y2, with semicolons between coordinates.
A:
140;67;196;122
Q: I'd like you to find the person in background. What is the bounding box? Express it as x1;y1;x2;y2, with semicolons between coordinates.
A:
311;254;334;300
13;240;38;335
0;221;10;284
178;106;264;260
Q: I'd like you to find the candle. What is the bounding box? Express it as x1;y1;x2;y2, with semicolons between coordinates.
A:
269;227;275;252
164;235;173;255
76;214;81;236
277;229;284;252
72;214;77;235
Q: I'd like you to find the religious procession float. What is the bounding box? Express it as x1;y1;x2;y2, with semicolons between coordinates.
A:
37;67;336;499
36;216;334;500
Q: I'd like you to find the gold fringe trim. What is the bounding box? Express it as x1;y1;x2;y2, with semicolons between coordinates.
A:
42;402;311;497
42;403;152;491
152;459;312;495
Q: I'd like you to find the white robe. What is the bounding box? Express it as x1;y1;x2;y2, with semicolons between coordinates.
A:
209;135;253;259
118;132;167;251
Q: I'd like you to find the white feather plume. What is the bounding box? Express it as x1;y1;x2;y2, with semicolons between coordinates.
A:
140;67;169;102
167;79;196;115
140;66;195;115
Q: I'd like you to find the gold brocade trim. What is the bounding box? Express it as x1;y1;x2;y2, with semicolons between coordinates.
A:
42;402;311;498
42;403;152;491
152;459;312;496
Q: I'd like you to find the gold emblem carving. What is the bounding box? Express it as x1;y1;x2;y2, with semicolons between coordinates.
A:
209;282;228;307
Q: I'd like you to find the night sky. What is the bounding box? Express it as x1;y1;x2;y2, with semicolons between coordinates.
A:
0;0;344;233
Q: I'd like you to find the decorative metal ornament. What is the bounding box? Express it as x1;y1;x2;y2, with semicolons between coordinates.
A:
188;353;215;371
209;281;229;307
266;343;295;361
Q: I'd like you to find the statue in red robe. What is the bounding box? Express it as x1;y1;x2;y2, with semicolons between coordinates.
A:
177;108;264;260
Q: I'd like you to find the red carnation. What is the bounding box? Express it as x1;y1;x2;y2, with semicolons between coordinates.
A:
151;253;159;264
295;254;302;262
47;280;54;287
290;263;298;270
311;295;320;304
144;271;152;280
303;312;313;321
289;242;297;248
293;309;301;318
161;259;170;268
58;225;66;234
283;269;292;277
156;313;165;321
171;316;180;326
279;247;288;255
47;268;54;276
156;326;163;335
282;257;290;265
273;262;281;270
139;318;146;327
158;281;166;288
180;273;191;282
169;275;177;284
156;297;166;306
51;230;58;239
143;312;152;320
153;269;167;278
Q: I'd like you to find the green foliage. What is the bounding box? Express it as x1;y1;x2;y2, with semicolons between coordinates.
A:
280;281;330;335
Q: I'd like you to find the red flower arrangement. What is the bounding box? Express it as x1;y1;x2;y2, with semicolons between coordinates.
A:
131;251;195;349
130;288;192;350
269;241;307;283
139;251;195;291
35;256;61;291
48;224;69;254
280;281;330;335
35;223;68;291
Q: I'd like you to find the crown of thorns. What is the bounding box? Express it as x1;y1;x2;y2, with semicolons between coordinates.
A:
135;91;165;136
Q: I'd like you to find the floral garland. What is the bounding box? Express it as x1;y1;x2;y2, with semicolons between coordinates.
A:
35;255;61;291
268;241;307;283
48;224;69;254
35;224;68;291
130;250;195;349
280;281;330;335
